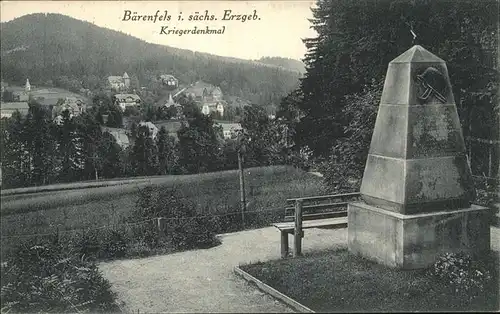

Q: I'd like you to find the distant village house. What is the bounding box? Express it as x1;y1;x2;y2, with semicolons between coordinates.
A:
9;79;31;102
218;122;242;140
202;103;224;117
138;121;159;139
108;72;131;91
183;81;226;117
159;74;179;89
153;120;183;141
101;126;131;148
184;81;223;102
0;80;8;94
162;93;183;118
1;79;31;118
113;93;141;111
52;97;86;123
0;102;29;118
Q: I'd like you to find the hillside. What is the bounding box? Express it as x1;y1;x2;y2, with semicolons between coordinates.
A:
0;13;300;105
256;57;306;74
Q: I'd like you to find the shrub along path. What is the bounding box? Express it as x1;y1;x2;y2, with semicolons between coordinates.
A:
98;226;347;313
99;226;500;313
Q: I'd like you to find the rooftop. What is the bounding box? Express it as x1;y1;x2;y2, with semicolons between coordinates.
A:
101;126;130;147
184;81;222;97
1;102;29;110
139;121;158;129
155;120;183;133
160;74;178;81
114;94;141;101
108;76;124;82
217;122;242;132
29;87;89;106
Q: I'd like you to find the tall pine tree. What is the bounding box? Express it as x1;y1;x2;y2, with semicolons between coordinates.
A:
23;103;58;186
177;103;222;174
131;125;159;176
98;131;123;178
1;112;30;188
156;126;178;175
289;0;498;172
56;110;82;182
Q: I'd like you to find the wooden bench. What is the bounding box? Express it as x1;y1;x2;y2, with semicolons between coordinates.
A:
273;192;361;258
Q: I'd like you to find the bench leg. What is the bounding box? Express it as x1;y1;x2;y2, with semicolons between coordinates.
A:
280;231;289;258
293;230;302;257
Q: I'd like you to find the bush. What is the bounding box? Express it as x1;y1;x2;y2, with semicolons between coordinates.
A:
100;229;128;259
168;217;219;250
287;146;315;171
130;185;219;251
130;222;162;250
66;228;129;261
317;157;362;193
69;229;101;260
126;241;153;257
473;176;499;208
0;238;118;313
430;252;494;303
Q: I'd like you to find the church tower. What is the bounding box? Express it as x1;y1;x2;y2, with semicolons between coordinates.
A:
123;72;130;89
25;78;31;92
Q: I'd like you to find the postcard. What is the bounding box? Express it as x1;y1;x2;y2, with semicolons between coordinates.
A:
1;1;498;313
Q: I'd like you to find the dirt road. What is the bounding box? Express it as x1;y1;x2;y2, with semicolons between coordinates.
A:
99;226;347;313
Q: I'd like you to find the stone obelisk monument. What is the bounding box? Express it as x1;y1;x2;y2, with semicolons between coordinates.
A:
348;45;491;269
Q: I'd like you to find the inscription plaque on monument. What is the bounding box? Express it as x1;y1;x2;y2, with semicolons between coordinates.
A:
348;45;491;269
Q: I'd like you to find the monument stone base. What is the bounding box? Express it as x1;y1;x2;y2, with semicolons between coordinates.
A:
348;202;491;269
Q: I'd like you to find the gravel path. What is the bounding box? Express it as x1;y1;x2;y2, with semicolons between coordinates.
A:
99;226;347;313
99;226;500;313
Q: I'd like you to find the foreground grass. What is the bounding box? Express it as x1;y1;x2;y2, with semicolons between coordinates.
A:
241;248;499;312
1;237;120;313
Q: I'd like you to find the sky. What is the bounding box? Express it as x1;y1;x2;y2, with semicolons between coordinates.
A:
0;0;318;61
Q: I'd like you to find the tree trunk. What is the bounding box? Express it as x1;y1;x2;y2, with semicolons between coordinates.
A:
238;150;246;228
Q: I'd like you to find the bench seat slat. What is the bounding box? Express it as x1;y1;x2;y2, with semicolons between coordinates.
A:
284;211;347;222
273;217;347;232
285;202;349;216
286;192;360;203
284;202;348;214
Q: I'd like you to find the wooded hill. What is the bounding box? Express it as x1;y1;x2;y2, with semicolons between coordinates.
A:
0;13;301;105
256;57;306;74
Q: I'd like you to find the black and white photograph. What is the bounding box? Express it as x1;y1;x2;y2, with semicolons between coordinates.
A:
0;0;499;312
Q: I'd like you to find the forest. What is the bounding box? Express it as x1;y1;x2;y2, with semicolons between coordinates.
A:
0;96;292;189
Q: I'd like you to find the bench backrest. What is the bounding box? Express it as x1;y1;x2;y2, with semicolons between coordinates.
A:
284;192;361;222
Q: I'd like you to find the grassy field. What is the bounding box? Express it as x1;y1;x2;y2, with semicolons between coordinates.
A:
241;248;499;312
0;176;152;196
29;87;90;105
1;165;332;242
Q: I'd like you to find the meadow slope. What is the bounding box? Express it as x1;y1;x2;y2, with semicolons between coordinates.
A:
1;166;332;241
